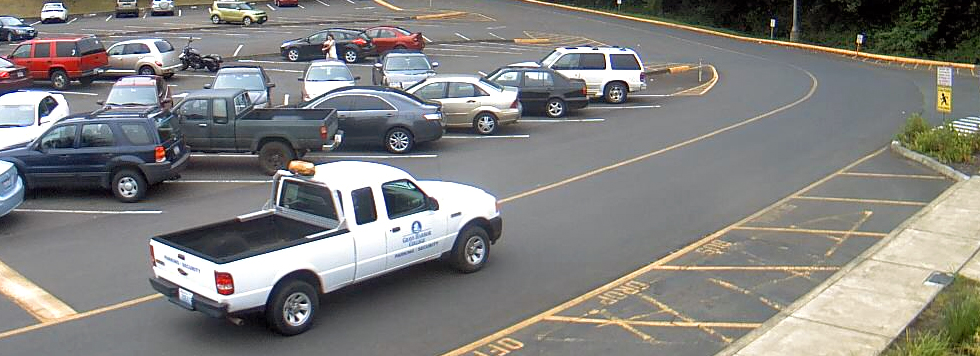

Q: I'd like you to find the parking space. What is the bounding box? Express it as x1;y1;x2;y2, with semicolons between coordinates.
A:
447;148;953;356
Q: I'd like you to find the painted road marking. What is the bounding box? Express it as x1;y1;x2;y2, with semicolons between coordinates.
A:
454;32;470;41
730;226;887;237
143;11;148;18
428;53;479;58
164;180;271;184
267;3;276;10
443;134;529;139
582;105;661;110
373;0;402;11
105;15;112;22
488;32;505;40
357;6;376;10
0;294;160;339
316;0;331;6
233;44;244;57
30;21;40;26
520;118;604;123
13;209;164;215
298;4;305;8
178;9;182;16
346;0;355;4
422;35;432;43
264;68;303;73
67;18;77;24
793;195;929;206
838;172;946;180
707;277;782;310
0;260;77;322
426;47;522;55
190;153;438;159
650;265;841;271
49;91;99;96
542;316;762;329
238;59;305;65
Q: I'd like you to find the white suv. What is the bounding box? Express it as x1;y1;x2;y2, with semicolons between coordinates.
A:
510;46;646;104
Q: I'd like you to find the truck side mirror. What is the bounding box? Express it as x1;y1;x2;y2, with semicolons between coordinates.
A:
374;63;383;69
267;83;276;88
96;100;104;106
427;197;439;211
203;83;212;89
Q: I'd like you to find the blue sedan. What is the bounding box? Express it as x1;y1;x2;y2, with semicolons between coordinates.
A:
0;160;24;218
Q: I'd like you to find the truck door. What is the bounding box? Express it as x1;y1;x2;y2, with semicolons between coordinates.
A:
380;179;446;270
209;97;235;149
348;186;387;280
174;98;211;150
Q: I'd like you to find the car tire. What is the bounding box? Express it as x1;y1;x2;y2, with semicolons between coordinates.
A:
384;127;414;154
258;141;296;175
343;48;358;63
545;98;566;118
163;73;175;79
242;17;252;26
266;280;318;336
206;62;220;72
211;15;221;24
5;32;12;42
78;76;94;86
49;70;69;90
112;168;147;203
138;65;155;76
449;226;490;273
473;112;498;135
603;82;628;104
286;48;300;62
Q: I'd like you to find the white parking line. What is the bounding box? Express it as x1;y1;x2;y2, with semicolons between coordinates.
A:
67;18;77;24
520;118;605;123
191;153;439;159
223;33;249;37
178;9;182;16
105;15;112;21
316;0;330;5
264;68;303;73
357;6;376;10
30;21;40;26
267;3;276;10
428;53;479;58
143;12;148;18
443;134;529;139
50;91;99;96
488;32;505;40
13;209;163;215
454;32;470;41
179;74;216;78
238;59;305;65
164;180;271;184
283;94;290;105
346;0;355;4
298;4;306;8
582;105;661;110
426;47;521;55
422;35;432;43
233;44;244;57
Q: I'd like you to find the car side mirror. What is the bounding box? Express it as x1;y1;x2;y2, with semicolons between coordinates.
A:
268;83;276;88
297;77;304;81
353;76;361;81
427;197;439;211
96;100;104;105
374;63;383;69
431;62;439;68
203;83;212;89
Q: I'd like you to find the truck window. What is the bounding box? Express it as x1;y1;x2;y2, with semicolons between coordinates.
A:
80;123;116;148
381;180;426;219
234;93;250;115
39;125;77;149
610;54;641;70
120;123;152;145
213;98;229;124
156;116;179;143
178;99;209;121
279;179;338;221
351;187;377;225
34;43;51;58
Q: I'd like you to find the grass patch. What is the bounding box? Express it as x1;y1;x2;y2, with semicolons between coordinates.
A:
896;113;980;165
883;275;980;356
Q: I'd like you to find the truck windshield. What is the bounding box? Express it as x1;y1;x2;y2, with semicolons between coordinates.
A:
106;86;158;106
279;179;338;221
213;73;266;91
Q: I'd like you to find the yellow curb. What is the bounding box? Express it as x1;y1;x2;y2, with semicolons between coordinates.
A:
515;0;977;71
513;38;550;44
0;259;77;322
668;65;692;74
414;11;467;20
372;0;403;11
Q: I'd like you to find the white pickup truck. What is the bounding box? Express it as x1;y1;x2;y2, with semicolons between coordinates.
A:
149;161;502;335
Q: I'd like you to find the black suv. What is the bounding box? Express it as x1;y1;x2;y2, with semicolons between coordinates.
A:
0;113;188;202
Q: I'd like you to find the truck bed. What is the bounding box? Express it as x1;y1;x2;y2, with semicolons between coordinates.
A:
243;108;335;121
154;214;332;263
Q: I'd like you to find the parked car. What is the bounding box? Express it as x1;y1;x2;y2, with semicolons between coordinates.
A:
7;36;108;90
301;59;357;101
115;0;139;17
96;76;173;116
405;74;520;135
274;0;298;6
149;160;501;335
105;39;181;78
0;160;23;218
510;46;647;104
0;57;30;95
0;91;69;149
0;16;36;42
302;86;443;153
172;89;342;174
280;28;375;63
209;0;267;26
39;2;68;24
150;0;176;16
0;113;189;202
371;50;437;89
362;26;424;55
205;66;275;108
486;66;588;118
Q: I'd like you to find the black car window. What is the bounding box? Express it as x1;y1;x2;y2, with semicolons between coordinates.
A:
309;31;328;44
381;180;426;219
279;179;338;220
178;99;209;120
56;42;76;57
123;43;149;55
316;96;354;111
76;38;105;56
9;44;30;59
0;17;22;26
80;123;116;148
492;71;521;86
551;53;579;70
120;123;153;145
447;82;477;98
579;53;606;70
351;187;377;225
33;43;50;58
524;71;554;87
377;29;396;38
39;125;77;150
414;82;446;100
354;96;394;111
610;54;641;70
154;40;174;53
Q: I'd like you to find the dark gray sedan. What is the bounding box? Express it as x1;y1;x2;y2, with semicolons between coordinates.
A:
371;50;438;90
302;86;444;153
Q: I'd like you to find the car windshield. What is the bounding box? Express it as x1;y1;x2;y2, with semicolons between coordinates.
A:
236;3;253;10
0;105;34;127
385;56;430;71
0;18;25;26
540;50;562;67
306;66;353;81
213;72;266;91
106;86;159;106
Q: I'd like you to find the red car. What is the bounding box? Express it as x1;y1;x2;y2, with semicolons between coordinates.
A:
6;36;108;90
363;26;424;55
274;0;298;6
0;57;30;95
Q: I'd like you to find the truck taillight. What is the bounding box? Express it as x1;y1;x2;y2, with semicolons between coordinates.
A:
155;146;165;163
215;272;234;295
510;99;519;109
150;244;156;267
640;72;646;82
320;125;327;139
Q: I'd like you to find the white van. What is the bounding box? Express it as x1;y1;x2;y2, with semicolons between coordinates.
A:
510;46;646;104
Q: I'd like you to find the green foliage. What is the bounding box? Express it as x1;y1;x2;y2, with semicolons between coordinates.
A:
883;331;950;356
943;293;980;345
897;113;931;145
908;122;976;164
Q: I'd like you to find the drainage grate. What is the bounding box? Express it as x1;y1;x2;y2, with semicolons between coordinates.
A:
924;271;954;286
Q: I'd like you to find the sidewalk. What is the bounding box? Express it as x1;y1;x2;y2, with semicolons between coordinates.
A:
720;177;980;356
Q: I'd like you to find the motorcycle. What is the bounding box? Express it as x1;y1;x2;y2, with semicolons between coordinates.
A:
179;38;222;72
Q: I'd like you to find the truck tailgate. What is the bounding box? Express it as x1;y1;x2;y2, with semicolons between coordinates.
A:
151;239;219;301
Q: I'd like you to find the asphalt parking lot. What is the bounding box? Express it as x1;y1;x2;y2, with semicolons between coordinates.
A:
0;0;977;355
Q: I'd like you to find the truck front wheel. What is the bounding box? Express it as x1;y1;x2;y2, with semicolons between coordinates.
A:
258;141;295;175
449;226;490;273
266;280;318;336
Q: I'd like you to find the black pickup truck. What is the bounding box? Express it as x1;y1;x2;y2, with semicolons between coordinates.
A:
172;89;342;174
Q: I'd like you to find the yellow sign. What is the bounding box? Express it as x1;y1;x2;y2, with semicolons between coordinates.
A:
937;86;952;113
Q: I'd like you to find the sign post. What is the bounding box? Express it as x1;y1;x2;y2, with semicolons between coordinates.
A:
855;34;864;52
937;66;953;116
616;0;622;12
769;18;776;40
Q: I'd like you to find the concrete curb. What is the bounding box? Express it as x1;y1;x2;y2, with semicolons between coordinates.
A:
889;140;970;182
512;0;977;73
512;38;550;44
228;38;514;61
413;11;467;20
372;0;404;11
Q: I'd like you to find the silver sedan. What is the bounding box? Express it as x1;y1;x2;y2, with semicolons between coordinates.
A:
405;74;521;135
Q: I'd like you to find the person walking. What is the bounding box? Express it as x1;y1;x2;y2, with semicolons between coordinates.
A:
322;34;338;60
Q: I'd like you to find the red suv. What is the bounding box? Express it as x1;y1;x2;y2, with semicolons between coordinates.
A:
6;36;108;90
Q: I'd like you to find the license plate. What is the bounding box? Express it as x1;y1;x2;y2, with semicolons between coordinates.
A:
178;288;193;307
15;72;22;78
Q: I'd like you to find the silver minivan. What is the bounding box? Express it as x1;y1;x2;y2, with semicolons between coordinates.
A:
105;39;182;78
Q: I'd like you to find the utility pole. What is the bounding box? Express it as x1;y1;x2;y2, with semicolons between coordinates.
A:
790;0;800;42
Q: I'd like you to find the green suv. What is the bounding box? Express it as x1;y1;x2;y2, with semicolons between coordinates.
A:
209;1;267;26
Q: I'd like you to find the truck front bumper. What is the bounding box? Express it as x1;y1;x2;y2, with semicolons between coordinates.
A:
149;277;229;319
489;216;502;244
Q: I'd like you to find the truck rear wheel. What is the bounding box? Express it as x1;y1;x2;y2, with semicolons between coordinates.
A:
258;141;295;175
266;280;318;336
449;226;490;273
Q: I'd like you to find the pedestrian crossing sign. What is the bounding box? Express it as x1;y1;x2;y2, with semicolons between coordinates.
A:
937;86;952;113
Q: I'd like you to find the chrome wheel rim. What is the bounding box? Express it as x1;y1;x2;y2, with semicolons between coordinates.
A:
6;33;12;41
287;49;299;61
477;115;495;134
117;177;138;198
345;50;357;63
282;292;312;327
243;17;251;26
139;67;154;75
388;131;410;152
52;74;66;89
211;15;220;24
609;86;624;102
465;236;486;265
547;100;564;117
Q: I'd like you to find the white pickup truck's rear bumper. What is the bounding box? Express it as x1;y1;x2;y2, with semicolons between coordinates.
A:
150;277;230;318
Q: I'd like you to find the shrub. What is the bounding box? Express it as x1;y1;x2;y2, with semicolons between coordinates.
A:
884;331;951;356
943;293;980;345
908;121;976;164
897;113;931;145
